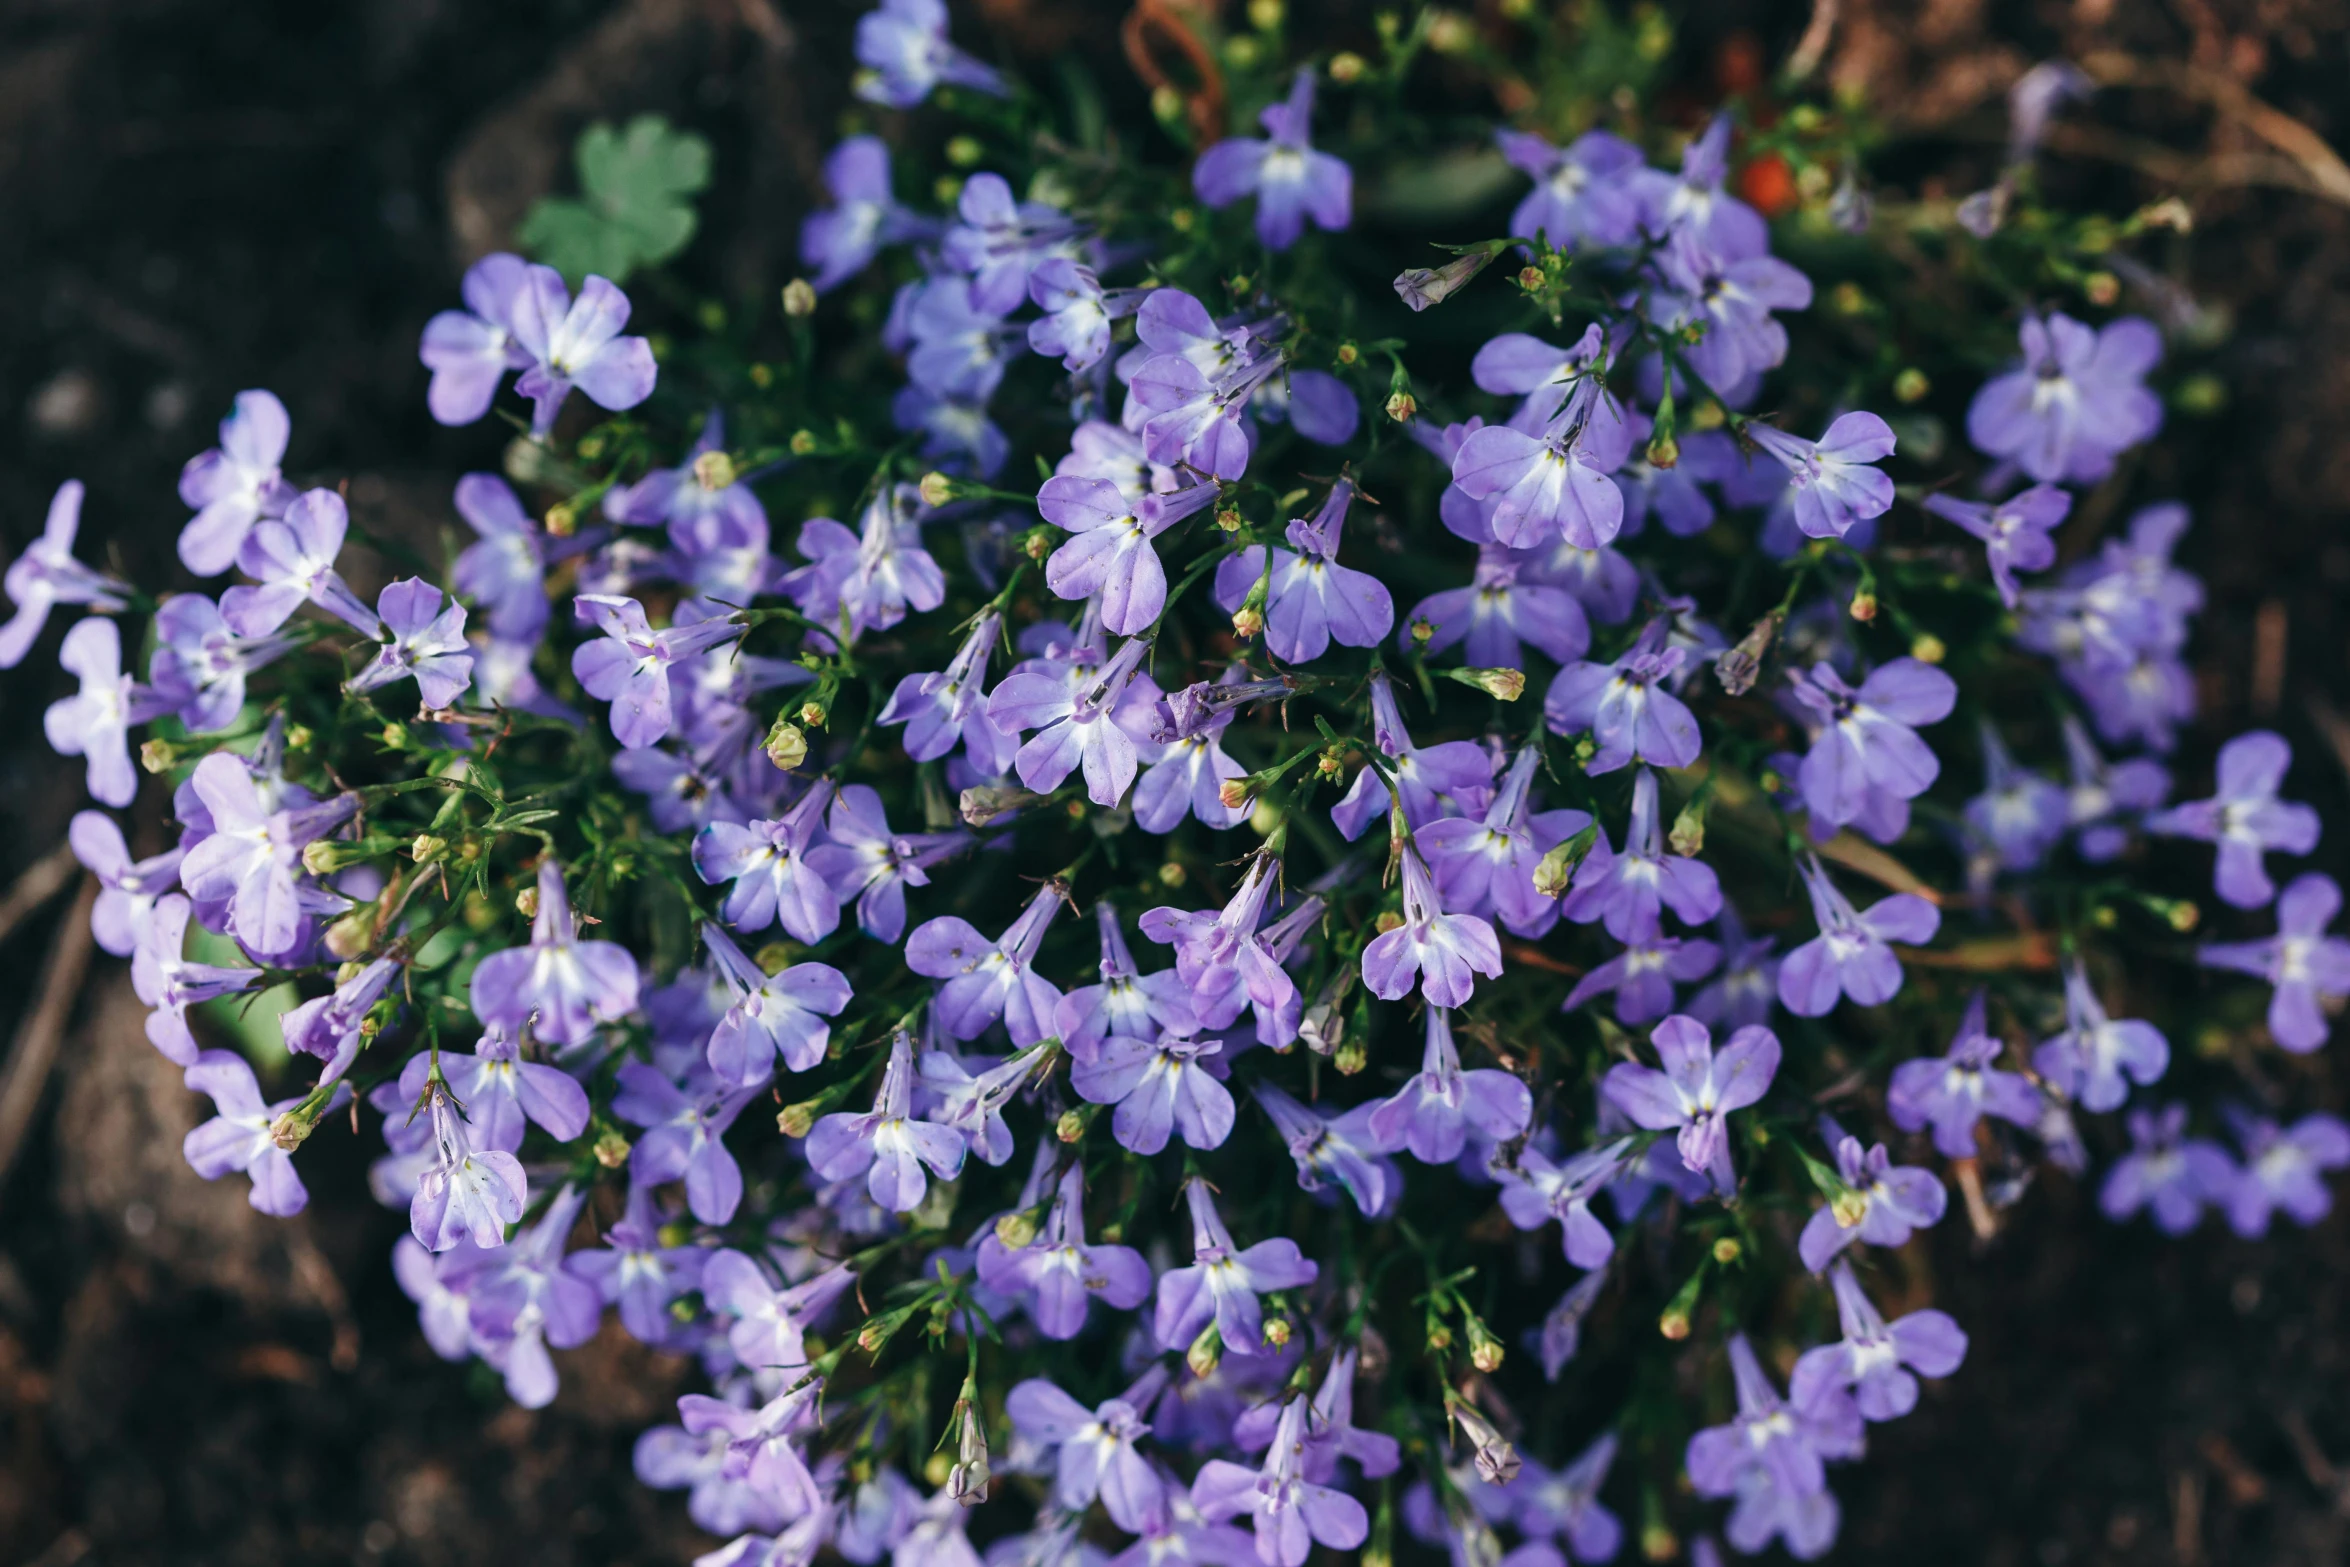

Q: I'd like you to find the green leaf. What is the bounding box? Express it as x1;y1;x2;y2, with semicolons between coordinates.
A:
519;114;713;285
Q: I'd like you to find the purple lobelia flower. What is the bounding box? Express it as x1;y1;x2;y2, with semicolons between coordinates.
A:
175;753;358;959
2146;729;2320;909
698;1249;856;1377
1331;669;1497;839
1191;1394;1370;1567
1603;1015;1780;1191
807;786;970;945
1029;259;1144;373
1649;232;1813;401
919;1041;1049;1167
1154;1178;1319;1357
801;136;934;293
2032;963;2168;1113
1796;1130;1946;1273
1966;312;2163;483
221;488;383;638
147;592;297;734
1192;68;1352;251
1777;852;1940;1016
1039;476;1221;635
1922;483;2069;607
1139;853;1294;1024
1501;1434;1623;1563
281;956;399;1084
806;1031;968;1213
348;578;474;710
1498;127;1645;249
565;1183;707;1345
409;1085;529;1251
894;383;1009;479
1545;618;1702;775
1007;1367;1171;1531
1231;1345;1401;1488
632;1397;798;1540
1961;722;2070;878
450;474;559;640
614;1059;760;1224
677;1377;826;1522
906;276;1016;402
1417;745;1592;937
1209;479;1396;665
1685;1334;1862;1561
182;1049;311;1216
1686;904;1779;1030
44;617;165;808
702;922;853;1084
1255;1082;1400;1218
177;390;300;576
855;0;1007;109
1401;545;1590;670
879;609;1022;776
1534;1270;1610;1382
2100;1104;2234;1235
471;860;642;1048
132;894;257;1064
1363;834;1505;1008
393;1024;590;1156
1054;902;1197;1061
507;265;658;437
908;882;1066;1046
1132;672;1266;835
696;784;844;944
982;1165;1152;1341
2061;716;2170;862
1791;1261;1968;1423
1123;292;1288;482
70;810;182;957
988;634;1156;805
463;1185;603;1407
2198;872;2350;1054
2;480;130;667
1565;769;1722;941
420;252;532;427
572;593;746;750
2220;1108;2350;1239
1632;116;1769;260
782;487;948;645
1564;928;1721;1025
1497;1138;1631;1268
1744;413;1898;542
1449;327;1634;551
1369;1006;1533;1164
1888;992;2043;1157
1072;1025;1235;1156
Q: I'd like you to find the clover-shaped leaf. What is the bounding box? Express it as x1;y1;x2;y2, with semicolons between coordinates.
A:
520;114;713;285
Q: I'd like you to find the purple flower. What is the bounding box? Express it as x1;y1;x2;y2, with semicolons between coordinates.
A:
1602;1015;1779;1189
281;956;399;1084
1139;855;1299;1031
1684;1334;1861;1561
1417;745;1591;937
1124;292;1288;482
2100;1104;2234;1234
1959;722;2069;881
2147;729;2320;909
918;1044;1048;1167
221;488;383;639
879;609;1022;776
699;1249;856;1376
1209;479;1395;664
676;1378;826;1522
420;252;532;427
1498;127;1645;249
1967;312;2163;483
908;882;1067;1046
802;136;934;292
176;753;358;959
906;276;1016;401
1055;903;1198;1061
1564;768;1722;940
855;0;1008;109
948;173;1087;316
177;391;300;576
1154;1179;1319;1356
43;617;163;808
1192;68;1352;251
1132;673;1263;835
980;1165;1152;1341
463;1185;604;1406
409;1086;529;1251
1631;116;1769;260
2221;1109;2350;1238
696;785;844;944
470;860;642;1047
1534;1271;1609;1382
450;474;557;640
147;592;296;734
507;265;658;437
182;1049;309;1216
1497;1139;1630;1268
392;1025;590;1159
1232;1344;1400;1488
1369;1006;1532;1164
806;786;970;944
1791;1261;1968;1422
1743;412;1897;542
614;1059;760;1224
565;1184;706;1347
1649;233;1813;399
1191;1395;1370;1567
132;894;257;1065
1331;669;1497;838
2032;963;2168;1113
1040;476;1220;635
806;1031;968;1213
1563;928;1721;1024
1685;905;1778;1029
1887;992;2043;1157
2;480;129;667
634;1400;796;1539
987;634;1156;805
1796;1132;1946;1273
1072;1026;1235;1156
1363;837;1504;1008
703;922;853;1085
1007;1367;1170;1530
2060;716;2170;862
1544;618;1702;775
1028;259;1143;372
1450;328;1634;550
1254;1082;1399;1218
347;578;474;710
1777;852;1940;1017
571;593;746;749
1505;1433;1623;1562
893;384;1009;479
1923;483;2069;607
1400;545;1589;670
2198;872;2350;1054
70;810;181;957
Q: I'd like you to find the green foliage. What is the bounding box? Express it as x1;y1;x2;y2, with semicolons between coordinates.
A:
519;114;712;285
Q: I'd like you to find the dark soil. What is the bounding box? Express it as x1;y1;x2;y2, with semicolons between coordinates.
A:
1;2;2348;1564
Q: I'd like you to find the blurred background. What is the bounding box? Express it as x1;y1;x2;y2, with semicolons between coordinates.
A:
0;1;2346;1562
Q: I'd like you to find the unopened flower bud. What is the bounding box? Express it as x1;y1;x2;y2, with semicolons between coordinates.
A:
789;429;818;456
918;471;956;508
140;738;177;774
778;1099;818;1138
269;1110;314;1152
323;912;373;959
1334;1038;1367;1075
544;503;576;538
764;717;808;771
594;1130;632;1167
1055;1107;1088;1143
1848;590;1878;623
1157;860;1187;888
1445;666;1524;701
1316;749;1345;780
1645;432;1680;469
301;841;340;876
1263;1316;1292;1348
1517;265;1545;291
1335;340;1360;365
800;700;828;727
1383;390;1417;423
411;833;447;863
1894;367;1931;403
1640;1522;1679;1562
1374;911;1404;935
1232;605;1264;639
1409;617;1435;647
1392;248;1497;313
1712;1237;1742;1264
945;134;983;168
1658;1308;1692;1340
781;277;817;317
1186;1323;1224;1379
1668;799;1706;858
515;884;540;918
1910;633;1946;664
961;785;1039;827
1426;10;1474;53
1451;1402;1520;1485
993;1209;1038;1250
1532;824;1599;899
2084;270;2120;307
1216;506;1243;532
1328;49;1364;82
1467;1315;1505;1373
381;722;410;749
1217;779;1251;811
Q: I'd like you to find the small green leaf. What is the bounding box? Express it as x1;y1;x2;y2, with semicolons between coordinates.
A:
519;114;713;285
